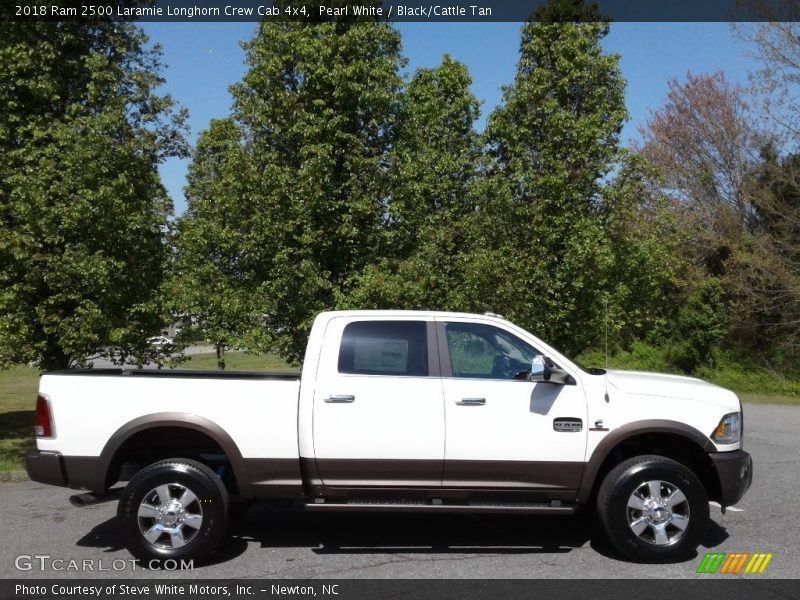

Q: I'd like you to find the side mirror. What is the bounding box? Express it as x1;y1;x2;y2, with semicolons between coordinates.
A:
528;355;575;385
529;355;547;380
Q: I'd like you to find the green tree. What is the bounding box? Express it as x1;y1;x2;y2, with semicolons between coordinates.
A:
635;69;800;370
670;278;728;371
173;119;257;370
467;14;627;354
726;147;800;369
0;22;187;371
599;154;689;349
344;55;482;310
227;18;405;362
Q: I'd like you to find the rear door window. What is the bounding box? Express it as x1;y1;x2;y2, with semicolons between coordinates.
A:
338;321;429;376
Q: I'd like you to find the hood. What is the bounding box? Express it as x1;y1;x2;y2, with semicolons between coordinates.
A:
605;369;740;410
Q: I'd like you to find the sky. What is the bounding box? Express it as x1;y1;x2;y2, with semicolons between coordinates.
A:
140;22;762;214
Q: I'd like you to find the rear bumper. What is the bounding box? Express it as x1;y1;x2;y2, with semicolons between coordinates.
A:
25;451;67;487
26;451;105;491
709;449;752;507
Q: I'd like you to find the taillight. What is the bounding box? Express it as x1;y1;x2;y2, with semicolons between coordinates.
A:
34;394;54;438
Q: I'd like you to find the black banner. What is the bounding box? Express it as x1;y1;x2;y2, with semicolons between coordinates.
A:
2;580;800;600
4;0;800;23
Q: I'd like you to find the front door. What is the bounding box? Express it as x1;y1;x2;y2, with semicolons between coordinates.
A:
438;318;587;492
312;317;445;487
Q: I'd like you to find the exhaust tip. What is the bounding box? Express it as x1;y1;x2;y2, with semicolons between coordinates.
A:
69;493;97;507
69;488;122;508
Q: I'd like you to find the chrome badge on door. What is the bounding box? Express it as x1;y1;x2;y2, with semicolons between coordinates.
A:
553;418;583;432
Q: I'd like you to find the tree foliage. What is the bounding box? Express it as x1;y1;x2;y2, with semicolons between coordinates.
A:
639;72;762;235
598;154;689;348
465;17;627;355
637;67;800;371
343;54;482;311
727;147;800;367
173;118;256;369
188;18;406;363
0;21;187;370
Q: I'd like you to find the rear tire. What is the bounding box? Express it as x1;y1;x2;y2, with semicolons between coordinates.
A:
118;458;229;566
597;455;709;563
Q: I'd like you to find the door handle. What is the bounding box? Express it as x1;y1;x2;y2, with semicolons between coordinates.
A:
325;395;355;403
456;397;486;406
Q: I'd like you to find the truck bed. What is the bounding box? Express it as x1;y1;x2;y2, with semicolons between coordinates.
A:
37;369;302;468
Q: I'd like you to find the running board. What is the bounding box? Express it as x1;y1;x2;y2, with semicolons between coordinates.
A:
302;500;577;515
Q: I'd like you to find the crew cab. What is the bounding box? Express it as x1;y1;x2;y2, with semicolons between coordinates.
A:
26;310;752;563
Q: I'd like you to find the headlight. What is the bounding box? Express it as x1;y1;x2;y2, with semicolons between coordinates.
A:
711;412;741;444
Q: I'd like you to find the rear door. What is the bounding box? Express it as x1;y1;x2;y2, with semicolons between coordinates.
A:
312;317;445;487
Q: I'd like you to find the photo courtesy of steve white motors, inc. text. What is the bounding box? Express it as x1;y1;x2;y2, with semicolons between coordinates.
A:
14;583;338;597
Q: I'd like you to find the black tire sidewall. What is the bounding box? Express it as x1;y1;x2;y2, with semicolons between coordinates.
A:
600;457;709;563
118;459;229;566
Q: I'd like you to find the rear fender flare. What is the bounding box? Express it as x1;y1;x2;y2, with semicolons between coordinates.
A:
100;412;252;498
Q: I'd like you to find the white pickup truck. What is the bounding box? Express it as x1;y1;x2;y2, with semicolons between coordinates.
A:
26;310;752;564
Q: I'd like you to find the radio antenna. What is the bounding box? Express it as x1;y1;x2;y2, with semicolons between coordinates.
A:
604;295;609;369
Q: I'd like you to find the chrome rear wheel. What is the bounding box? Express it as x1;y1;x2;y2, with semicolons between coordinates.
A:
137;483;204;550
118;459;229;564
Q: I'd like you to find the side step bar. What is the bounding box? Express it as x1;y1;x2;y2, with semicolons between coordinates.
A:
302;501;577;515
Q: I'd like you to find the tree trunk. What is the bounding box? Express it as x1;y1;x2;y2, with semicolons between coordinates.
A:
216;343;226;371
39;342;72;373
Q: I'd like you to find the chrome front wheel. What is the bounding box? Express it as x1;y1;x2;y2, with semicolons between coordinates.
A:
626;480;690;546
597;455;709;563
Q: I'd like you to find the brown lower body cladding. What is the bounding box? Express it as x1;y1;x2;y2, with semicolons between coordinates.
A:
27;451;584;502
298;457;583;502
27;450;751;508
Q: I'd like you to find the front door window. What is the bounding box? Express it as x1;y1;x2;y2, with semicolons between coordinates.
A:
445;322;540;380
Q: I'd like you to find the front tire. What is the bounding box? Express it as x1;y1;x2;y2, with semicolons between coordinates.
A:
118;459;229;565
597;455;709;563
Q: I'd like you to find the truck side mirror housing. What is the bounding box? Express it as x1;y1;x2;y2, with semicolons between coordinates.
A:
530;355;547;380
529;355;575;385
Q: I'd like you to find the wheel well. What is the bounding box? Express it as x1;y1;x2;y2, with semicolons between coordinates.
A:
106;426;240;495
589;433;720;503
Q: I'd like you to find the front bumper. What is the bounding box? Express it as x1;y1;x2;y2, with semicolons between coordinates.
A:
25;451;67;487
709;449;752;507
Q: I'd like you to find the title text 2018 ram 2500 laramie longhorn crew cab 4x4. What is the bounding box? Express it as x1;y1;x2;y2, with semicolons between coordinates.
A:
26;311;752;563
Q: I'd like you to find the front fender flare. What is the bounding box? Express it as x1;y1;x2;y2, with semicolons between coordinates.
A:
576;419;714;504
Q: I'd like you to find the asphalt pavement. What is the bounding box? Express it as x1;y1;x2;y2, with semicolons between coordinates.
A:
1;403;797;579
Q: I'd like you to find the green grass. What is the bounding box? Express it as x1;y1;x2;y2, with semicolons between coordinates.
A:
0;366;40;472
180;351;292;371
